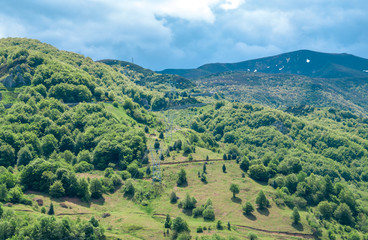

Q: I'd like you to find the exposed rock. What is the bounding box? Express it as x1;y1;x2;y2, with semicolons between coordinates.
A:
35;198;44;206
60;202;68;208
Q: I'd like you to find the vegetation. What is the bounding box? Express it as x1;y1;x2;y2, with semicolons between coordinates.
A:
2;38;368;239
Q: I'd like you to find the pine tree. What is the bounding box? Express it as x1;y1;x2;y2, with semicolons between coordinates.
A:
243;202;255;215
256;190;269;209
227;221;231;230
292;207;301;224
48;202;55;215
203;163;207;173
164;214;171;228
222;164;227;173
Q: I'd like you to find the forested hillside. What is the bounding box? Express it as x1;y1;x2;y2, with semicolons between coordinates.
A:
1;38;368;240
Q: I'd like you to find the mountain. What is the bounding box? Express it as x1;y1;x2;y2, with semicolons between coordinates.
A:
159;50;368;79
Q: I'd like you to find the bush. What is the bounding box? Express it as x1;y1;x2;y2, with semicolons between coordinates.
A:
249;164;269;182
196;226;203;233
248;232;258;240
123;179;135;196
74;161;94;173
177;169;187;186
121;170;132;180
203;206;215;221
216;220;223;230
49;180;65;198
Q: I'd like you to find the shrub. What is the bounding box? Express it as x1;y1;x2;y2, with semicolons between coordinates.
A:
196;226;203;233
203;206;215;221
248;232;258;240
243;202;255;215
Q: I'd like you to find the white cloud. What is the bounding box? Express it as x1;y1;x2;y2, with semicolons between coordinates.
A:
220;0;244;10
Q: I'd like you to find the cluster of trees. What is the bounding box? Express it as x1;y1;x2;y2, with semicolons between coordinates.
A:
0;205;106;239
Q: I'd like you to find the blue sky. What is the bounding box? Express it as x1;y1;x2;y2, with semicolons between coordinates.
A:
1;0;367;70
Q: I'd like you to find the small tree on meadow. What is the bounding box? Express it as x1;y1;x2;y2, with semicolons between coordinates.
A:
292;207;301;224
48;202;55;215
177;169;187;186
222;164;227;173
164;214;171;228
243;202;255;215
256;190;269;209
170;192;177;203
230;183;240;198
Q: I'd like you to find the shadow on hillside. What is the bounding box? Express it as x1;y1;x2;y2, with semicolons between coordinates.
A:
292;222;304;231
243;213;257;221
231;197;242;204
256;208;270;216
253;180;268;186
177;182;188;188
90;197;105;206
182;209;193;217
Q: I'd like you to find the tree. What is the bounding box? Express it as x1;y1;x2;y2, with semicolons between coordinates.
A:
124;179;135;196
223;153;227;160
248;232;258;240
144;126;149;133
164;214;171;228
48;202;55;215
0;203;2;218
248;164;268;182
243;202;254;215
89;216;99;227
222;164;227;173
41;134;58;157
49;180;65;198
182;193;197;210
0;143;15;167
203;163;207;173
292;207;301;224
203;206;215;221
17;145;33;166
153;139;160;149
0;183;8;201
318;201;333;220
170;192;177;203
240;157;250;172
159;132;164;139
256;190;269;209
227;221;231;230
177;169;187;186
59;135;75;152
334;203;354;226
90;178;103;199
172;217;190;238
77;178;91;202
230;183;240;198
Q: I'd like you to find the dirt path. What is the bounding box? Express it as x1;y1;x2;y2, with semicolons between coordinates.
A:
153;214;313;239
234;224;314;239
160;158;231;165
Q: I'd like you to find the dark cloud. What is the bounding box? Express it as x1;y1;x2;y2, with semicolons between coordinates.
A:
0;0;367;70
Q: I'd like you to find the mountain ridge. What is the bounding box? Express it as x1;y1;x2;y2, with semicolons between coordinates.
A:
159;49;368;79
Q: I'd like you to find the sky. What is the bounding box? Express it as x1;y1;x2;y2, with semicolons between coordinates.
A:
1;0;367;70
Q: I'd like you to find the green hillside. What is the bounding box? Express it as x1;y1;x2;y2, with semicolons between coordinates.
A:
1;38;368;240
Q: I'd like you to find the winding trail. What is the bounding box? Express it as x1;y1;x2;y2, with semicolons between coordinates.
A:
153;213;313;239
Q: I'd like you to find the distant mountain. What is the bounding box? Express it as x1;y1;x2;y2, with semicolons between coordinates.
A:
159;50;368;79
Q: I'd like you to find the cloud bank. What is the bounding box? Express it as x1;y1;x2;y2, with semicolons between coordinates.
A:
0;0;367;70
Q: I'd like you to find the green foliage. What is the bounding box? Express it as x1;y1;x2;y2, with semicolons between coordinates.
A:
248;232;258;240
48;202;55;215
248;164;269;182
123;179;135;196
291;207;301;224
256;190;269;209
240;157;250;172
181;193;197;210
0;143;15;167
334;203;354;226
17;145;33;166
170;191;177;203
90;178;103;199
177;169;187;186
202;205;215;221
164;214;171;228
49;180;65;198
243;202;255;215
172;217;190;238
229;183;240;198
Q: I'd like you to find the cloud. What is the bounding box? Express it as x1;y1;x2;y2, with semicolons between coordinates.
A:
0;0;367;70
220;0;245;10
